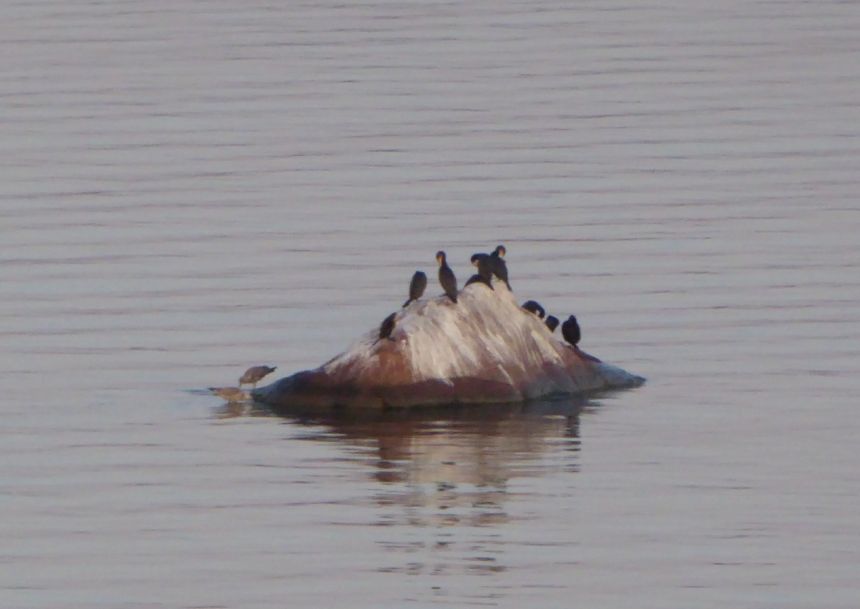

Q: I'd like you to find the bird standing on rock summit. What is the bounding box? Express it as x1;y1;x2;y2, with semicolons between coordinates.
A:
436;251;458;303
239;365;276;389
561;315;581;347
378;312;397;341
468;253;494;289
403;271;427;307
545;315;560;333
489;245;511;290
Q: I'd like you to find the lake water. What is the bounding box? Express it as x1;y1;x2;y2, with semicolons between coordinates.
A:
2;0;859;607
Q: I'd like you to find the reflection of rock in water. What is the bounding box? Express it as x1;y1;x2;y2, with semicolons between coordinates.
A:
273;397;591;576
260;398;612;576
279;398;586;487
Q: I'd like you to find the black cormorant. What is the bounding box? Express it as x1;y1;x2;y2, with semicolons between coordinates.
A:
489;244;511;290
403;271;427;307
522;300;545;319
378;312;397;341
465;274;486;288
468;253;494;289
436;251;458;303
562;315;581;347
545;315;560;333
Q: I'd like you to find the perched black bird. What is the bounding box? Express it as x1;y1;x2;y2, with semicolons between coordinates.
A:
403;271;427;307
468;253;494;289
561;315;581;347
522;300;545;319
436;251;458;303
239;365;276;389
489;244;511;290
378;312;397;341
464;274;486;288
545;315;560;333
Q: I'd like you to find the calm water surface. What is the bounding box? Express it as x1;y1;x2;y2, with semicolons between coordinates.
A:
2;1;859;607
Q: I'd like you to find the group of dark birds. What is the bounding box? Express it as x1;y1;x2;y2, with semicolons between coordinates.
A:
379;244;583;350
521;300;581;349
400;245;509;310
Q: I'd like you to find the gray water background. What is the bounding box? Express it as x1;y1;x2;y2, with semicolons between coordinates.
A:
2;1;859;607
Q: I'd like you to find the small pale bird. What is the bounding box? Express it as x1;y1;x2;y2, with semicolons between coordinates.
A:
209;386;249;402
239;365;276;389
